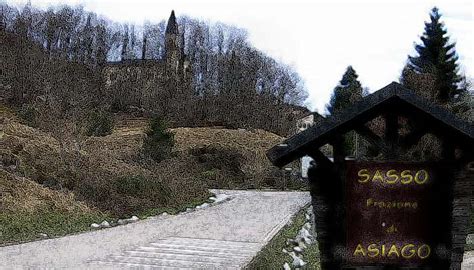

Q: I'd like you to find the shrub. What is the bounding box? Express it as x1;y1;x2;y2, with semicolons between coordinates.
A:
18;104;38;127
85;111;114;137
142;117;174;162
114;175;168;199
76;177;112;204
110;100;126;113
200;169;218;179
72;172;177;217
190;145;243;173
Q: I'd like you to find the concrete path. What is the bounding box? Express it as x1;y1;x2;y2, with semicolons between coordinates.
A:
0;190;310;269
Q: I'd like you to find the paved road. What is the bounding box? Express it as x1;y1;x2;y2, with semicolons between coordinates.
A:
0;190;310;269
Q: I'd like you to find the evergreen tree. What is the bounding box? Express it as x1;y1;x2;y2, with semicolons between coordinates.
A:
142;117;175;162
326;66;364;157
327;66;363;114
402;7;462;103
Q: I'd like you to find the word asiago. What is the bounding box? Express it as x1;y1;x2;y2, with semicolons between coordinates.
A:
353;243;431;259
357;169;429;185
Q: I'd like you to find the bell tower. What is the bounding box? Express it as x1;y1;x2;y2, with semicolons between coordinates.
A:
165;10;181;73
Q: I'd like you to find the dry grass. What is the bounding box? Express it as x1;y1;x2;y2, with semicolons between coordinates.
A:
0;169;93;214
85;119;291;189
0;104;19;121
0;109;297;245
1;113;212;217
174;127;282;167
173;127;285;187
0;110;213;245
0;106;108;244
0;169;106;245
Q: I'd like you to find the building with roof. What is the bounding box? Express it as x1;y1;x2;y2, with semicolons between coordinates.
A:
295;111;326;178
103;11;192;111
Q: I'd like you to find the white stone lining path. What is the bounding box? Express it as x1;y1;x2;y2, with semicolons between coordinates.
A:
463;251;474;269
0;190;310;269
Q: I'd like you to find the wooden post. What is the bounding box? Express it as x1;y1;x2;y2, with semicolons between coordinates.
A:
449;162;473;269
308;163;335;270
333;136;346;269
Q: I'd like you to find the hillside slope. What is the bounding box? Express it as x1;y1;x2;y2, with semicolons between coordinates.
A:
84;118;288;189
2;110;289;213
1;109;293;244
0;169;106;245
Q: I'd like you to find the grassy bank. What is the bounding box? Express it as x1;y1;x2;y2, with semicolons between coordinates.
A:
246;206;321;269
0;169;107;245
0;210;108;246
0;196;213;246
0;168;211;246
0;106;299;246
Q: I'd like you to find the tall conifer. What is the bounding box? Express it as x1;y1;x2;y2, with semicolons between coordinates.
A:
327;66;363;114
402;7;462;103
327;66;364;156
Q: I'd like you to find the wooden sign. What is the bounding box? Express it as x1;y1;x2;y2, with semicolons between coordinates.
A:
267;82;474;270
345;161;450;267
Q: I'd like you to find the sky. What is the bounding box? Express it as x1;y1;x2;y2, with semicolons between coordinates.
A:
6;0;474;114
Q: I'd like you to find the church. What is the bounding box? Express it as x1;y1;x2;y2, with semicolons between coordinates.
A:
103;11;192;112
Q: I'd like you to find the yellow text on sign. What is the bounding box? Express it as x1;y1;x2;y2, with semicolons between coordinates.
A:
353;243;431;259
357;169;429;185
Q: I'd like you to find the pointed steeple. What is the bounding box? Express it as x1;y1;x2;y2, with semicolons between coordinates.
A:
0;6;5;31
165;10;178;35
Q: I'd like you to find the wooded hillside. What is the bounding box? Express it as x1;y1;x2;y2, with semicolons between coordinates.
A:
0;3;309;136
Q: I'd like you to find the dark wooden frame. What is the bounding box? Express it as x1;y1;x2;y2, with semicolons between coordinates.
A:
267;82;474;270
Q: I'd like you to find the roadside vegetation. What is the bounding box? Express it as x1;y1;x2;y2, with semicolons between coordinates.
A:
246;206;320;269
0;2;309;245
0;169;108;245
0;105;301;245
142;117;175;162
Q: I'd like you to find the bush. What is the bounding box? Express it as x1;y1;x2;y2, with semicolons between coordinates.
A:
142;117;174;162
18;104;38;128
73;173;173;217
190;145;243;173
114;175;168;199
85;111;114;137
76;178;112;205
110;100;126;113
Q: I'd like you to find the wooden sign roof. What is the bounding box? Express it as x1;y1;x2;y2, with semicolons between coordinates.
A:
267;82;474;167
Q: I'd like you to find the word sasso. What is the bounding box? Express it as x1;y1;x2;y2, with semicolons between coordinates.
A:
357;169;429;185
